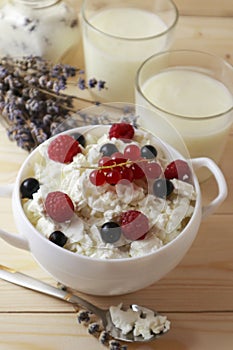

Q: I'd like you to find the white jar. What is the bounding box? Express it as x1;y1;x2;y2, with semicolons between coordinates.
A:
0;0;81;63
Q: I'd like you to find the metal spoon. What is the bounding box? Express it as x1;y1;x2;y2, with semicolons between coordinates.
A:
0;264;169;342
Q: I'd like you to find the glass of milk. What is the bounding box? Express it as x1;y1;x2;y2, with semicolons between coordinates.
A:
81;0;179;103
135;50;233;181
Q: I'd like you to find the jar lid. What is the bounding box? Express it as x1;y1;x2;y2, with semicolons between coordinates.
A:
14;0;61;8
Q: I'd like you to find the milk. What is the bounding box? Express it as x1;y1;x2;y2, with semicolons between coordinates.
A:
136;69;233;177
82;8;169;102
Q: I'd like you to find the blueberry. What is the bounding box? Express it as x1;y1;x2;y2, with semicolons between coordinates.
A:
153;178;174;198
20;177;40;199
100;143;118;157
141;145;158;159
71;132;86;147
49;231;68;247
100;222;121;243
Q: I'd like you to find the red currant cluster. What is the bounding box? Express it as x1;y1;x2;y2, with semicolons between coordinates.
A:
89;143;162;187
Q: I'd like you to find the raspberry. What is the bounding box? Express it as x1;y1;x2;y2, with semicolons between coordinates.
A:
120;210;149;241
164;159;192;182
109;123;134;140
48;134;82;163
45;191;74;222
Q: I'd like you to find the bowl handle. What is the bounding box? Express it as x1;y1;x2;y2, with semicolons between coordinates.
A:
191;158;228;220
0;184;29;251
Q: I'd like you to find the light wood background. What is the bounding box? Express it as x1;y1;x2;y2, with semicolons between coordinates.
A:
0;1;233;349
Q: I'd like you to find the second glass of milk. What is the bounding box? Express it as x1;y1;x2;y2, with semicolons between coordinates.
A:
135;50;233;181
81;0;178;103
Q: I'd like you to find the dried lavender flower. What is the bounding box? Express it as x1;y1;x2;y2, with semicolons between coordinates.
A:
108;340;126;350
88;322;103;336
0;55;139;152
99;330;111;345
0;55;106;151
77;310;92;324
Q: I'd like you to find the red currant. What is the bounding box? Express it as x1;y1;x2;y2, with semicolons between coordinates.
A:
129;162;145;180
111;152;125;160
111;156;127;166
164;159;192;183
101;159;116;174
89;170;106;186
105;169;121;185
119;166;134;182
144;162;162;179
124;144;141;161
98;156;111;167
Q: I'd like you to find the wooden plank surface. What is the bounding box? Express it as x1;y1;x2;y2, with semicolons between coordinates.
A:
174;0;233;16
0;4;233;350
0;313;233;350
172;16;233;64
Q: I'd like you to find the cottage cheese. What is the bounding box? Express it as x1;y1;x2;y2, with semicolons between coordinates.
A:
23;126;196;259
109;303;170;340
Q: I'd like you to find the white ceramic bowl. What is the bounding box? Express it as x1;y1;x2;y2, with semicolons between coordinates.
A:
0;125;228;295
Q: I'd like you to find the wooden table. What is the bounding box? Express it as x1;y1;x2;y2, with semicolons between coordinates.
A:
0;2;233;349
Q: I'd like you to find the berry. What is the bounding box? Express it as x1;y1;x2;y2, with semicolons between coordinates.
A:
105;169;121;185
98;156;111;167
124;144;140;161
119;166;134;182
111;156;127;166
129;162;145;180
100;222;121;243
100;143;118;157
45;191;74;222
153;179;174;198
141;145;158;159
164;159;192;182
71;132;86;147
49;230;68;247
144;162;162;179
111;152;125;161
89;170;106;186
48;134;82;163
20;177;39;199
120;210;149;241
100;158;116;173
109;123;134;140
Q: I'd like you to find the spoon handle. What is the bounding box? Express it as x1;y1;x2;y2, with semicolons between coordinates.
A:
0;264;103;316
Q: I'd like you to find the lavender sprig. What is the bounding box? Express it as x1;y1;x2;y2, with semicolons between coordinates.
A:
0;56;107;151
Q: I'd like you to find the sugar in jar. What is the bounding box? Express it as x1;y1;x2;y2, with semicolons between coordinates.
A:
0;0;81;63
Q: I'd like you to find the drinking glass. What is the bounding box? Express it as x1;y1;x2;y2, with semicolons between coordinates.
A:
135;50;233;181
81;0;179;103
